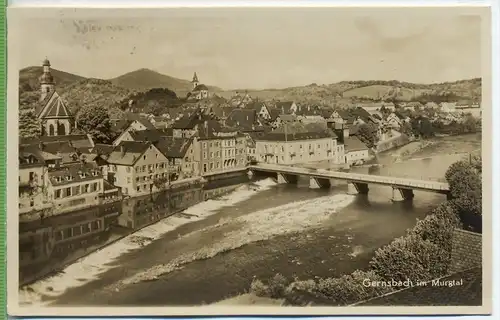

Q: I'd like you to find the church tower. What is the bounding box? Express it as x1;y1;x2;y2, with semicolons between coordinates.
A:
39;58;55;101
192;72;199;89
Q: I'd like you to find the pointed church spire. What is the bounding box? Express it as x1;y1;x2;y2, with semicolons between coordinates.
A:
39;57;55;101
192;72;199;89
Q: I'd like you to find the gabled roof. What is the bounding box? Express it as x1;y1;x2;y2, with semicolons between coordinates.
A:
193;84;209;92
48;162;102;187
155;137;193;158
344;136;369;152
269;108;281;121
275;101;296;114
225;109;258;129
128;129;165;144
105;141;153;166
37;91;72;119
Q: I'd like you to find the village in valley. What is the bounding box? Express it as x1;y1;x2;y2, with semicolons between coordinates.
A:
17;58;482;289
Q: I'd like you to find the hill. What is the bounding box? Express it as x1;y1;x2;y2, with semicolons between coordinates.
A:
221;78;481;106
19;66;85;92
120;87;183;116
59;78;132;118
109;68;222;97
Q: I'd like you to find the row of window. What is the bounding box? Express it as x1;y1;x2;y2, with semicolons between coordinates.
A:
54;182;101;199
202;159;245;173
54;220;102;241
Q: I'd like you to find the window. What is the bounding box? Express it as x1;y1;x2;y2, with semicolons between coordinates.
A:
210;152;213;158
143;155;146;160
135;166;140;172
203;164;207;173
203;152;207;159
30;199;34;207
83;184;90;193
210;163;214;170
65;187;71;197
126;167;131;173
55;189;61;199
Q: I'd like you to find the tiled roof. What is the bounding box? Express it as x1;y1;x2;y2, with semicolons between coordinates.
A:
155;137;193;158
91;144;115;156
193;84;208;91
269;108;281;121
19;145;51;168
225;109;258;129
129;129;164;143
354;267;482;306
171;109;213;130
48;162;102;187
256;130;336;142
276;101;295;114
35;91;56;116
344;136;369;152
37;91;72;119
105;141;152;166
19;134;94;149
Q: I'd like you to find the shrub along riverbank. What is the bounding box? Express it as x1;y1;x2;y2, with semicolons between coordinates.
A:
249;156;482;306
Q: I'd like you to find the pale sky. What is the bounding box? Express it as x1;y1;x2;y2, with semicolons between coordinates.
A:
12;7;484;90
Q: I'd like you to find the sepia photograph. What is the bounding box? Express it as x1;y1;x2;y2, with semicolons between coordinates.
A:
6;4;492;316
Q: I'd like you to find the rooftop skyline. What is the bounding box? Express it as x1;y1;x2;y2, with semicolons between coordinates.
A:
12;7;483;90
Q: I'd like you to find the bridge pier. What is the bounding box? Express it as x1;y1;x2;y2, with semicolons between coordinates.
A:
347;182;369;195
276;173;298;185
391;187;414;202
309;177;331;189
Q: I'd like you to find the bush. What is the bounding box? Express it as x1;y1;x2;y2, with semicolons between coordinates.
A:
286;270;394;306
249;278;270;297
249;274;290;299
369;234;449;283
267;273;289;298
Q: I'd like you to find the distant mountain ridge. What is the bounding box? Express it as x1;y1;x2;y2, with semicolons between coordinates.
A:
19;66;222;98
109;68;222;96
19;65;481;112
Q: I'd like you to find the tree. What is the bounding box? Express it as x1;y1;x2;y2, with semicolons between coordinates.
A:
19;110;41;138
356;123;378;148
76;104;112;143
445;160;482;216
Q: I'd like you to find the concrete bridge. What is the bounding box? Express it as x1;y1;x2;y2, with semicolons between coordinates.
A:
248;163;450;202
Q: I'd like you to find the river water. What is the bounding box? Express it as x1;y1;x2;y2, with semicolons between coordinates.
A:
19;134;481;307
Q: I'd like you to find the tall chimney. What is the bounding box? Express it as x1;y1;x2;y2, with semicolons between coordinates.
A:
120;145;125;157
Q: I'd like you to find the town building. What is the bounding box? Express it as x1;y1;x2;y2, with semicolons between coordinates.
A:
197;120;247;175
36;59;75;137
46;161;104;214
344;136;371;164
18;145;56;215
98;141;171;197
276;101;298;115
255;130;342;165
188;72;209;100
156;136;200;179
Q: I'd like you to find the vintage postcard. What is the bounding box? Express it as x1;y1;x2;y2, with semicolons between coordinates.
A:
6;4;492;317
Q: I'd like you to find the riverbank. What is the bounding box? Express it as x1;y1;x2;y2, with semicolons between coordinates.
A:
19;179;277;306
19;134;481;307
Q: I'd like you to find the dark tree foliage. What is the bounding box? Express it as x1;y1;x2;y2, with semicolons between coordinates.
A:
445;159;482;216
76;104;112;143
355;123;378;148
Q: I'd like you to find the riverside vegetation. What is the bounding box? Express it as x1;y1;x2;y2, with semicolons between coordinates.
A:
249;156;482;306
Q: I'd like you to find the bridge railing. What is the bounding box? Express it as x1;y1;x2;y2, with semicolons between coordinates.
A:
249;164;449;190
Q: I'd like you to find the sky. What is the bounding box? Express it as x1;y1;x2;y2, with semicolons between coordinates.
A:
11;7;484;90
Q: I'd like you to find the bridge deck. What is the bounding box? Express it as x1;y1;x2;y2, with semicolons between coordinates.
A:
249;164;449;192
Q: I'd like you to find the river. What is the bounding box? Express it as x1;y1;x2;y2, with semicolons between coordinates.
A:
19;134;481;307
